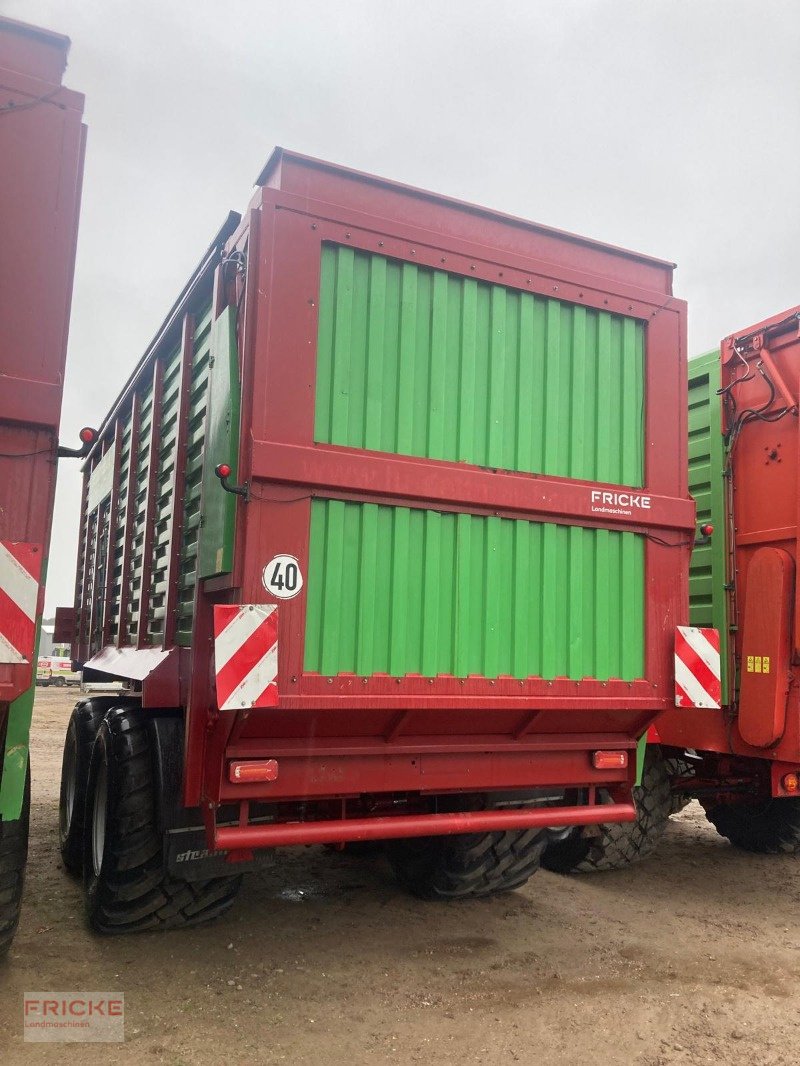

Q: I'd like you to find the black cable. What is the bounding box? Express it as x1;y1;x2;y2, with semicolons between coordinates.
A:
247;489;314;504
0;448;52;459
0;87;60;115
642;533;693;548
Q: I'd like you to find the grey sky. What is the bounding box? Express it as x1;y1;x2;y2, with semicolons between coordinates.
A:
6;0;799;613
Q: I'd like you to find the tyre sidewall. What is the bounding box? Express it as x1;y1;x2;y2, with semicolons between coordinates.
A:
0;759;31;957
58;700;112;876
58;716;79;854
82;721;116;926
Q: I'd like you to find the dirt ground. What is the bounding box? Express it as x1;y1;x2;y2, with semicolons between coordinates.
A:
2;689;800;1064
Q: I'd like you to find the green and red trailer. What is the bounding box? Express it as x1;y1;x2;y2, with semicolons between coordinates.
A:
0;17;86;955
545;305;800;872
57;148;699;932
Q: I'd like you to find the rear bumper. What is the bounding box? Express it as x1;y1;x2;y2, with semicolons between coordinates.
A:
209;801;636;855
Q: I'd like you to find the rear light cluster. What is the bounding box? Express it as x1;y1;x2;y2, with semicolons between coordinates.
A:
593;750;628;770
229;759;279;784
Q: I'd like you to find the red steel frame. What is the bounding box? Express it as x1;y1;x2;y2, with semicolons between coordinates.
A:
657;306;800;793
74;151;692;851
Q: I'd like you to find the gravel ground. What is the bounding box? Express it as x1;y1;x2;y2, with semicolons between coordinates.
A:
2;687;800;1064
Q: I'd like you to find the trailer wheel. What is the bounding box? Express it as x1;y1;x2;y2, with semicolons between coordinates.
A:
59;699;116;876
704;797;800;853
387;809;547;900
541;748;672;873
83;708;241;934
663;754;695;815
0;759;30;958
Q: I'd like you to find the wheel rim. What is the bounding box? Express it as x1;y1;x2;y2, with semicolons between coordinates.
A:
60;734;77;837
92;758;108;877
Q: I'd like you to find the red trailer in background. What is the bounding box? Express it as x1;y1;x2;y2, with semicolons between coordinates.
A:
59;148;696;934
0;17;86;954
658;308;800;844
545;306;800;874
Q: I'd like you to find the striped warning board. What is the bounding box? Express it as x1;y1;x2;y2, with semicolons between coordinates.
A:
0;542;42;665
213;604;279;711
675;626;721;709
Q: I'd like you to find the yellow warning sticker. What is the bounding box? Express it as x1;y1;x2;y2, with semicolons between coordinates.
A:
746;655;771;674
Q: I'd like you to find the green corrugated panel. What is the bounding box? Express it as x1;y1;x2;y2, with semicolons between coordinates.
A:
175;300;214;645
315;245;644;485
108;420;132;643
126;376;154;643
305;499;644;680
147;340;182;644
688;351;729;703
197;307;241;578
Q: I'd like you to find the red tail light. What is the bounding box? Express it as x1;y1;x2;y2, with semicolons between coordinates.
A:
593;750;628;770
229;759;279;784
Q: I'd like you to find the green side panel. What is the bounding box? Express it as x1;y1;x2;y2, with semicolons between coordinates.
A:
304;499;645;680
0;566;45;822
108;414;134;643
688;350;729;704
147;338;185;644
315;245;645;486
197;306;241;579
0;684;34;822
126;370;155;643
175;301;214;644
635;732;647;786
107;298;217;647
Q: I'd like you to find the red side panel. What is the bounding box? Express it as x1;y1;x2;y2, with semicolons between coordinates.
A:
738;548;793;748
0;17;85;703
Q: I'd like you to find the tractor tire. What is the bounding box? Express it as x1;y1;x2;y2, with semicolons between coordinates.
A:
83;707;241;934
0;760;30;959
704;797;800;854
59;699;117;876
387;823;547;901
541;747;672;874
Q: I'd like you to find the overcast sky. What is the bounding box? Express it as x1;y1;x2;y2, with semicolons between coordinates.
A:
7;0;799;613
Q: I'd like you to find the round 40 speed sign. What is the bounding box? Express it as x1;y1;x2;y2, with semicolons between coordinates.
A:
262;554;304;600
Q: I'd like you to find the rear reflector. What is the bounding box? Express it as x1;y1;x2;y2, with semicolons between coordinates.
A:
593;750;628;770
229;759;279;784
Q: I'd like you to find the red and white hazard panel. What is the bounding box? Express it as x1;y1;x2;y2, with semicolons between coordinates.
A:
213;604;279;711
0;542;41;665
674;626;721;709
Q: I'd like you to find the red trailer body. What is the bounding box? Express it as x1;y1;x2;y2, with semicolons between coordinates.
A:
0;18;85;707
0;16;85;953
63;150;692;916
658;307;800;796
